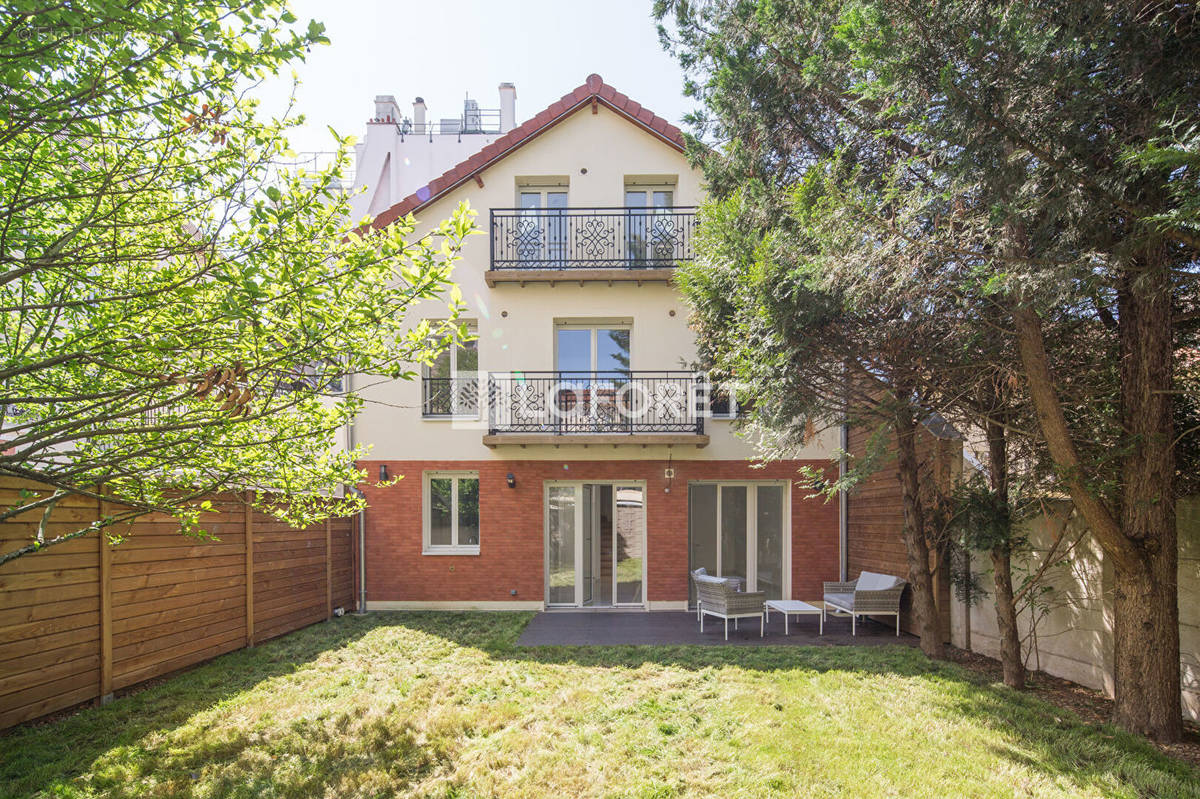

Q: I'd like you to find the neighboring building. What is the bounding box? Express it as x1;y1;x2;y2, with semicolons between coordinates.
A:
348;74;841;611
349;84;518;224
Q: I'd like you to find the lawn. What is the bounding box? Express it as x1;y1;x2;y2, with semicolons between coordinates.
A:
1;613;1196;798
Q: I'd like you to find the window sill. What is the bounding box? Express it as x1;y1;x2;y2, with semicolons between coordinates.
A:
422;414;481;421
422;546;481;556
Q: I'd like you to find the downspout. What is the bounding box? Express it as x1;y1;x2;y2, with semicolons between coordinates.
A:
839;422;849;582
343;371;368;615
356;490;368;614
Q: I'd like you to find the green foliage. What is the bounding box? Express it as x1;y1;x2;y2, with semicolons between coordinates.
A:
0;2;476;558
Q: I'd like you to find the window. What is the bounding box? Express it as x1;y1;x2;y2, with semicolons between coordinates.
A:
706;379;752;420
422;324;479;417
554;322;631;375
516;182;568;264
423;472;480;554
625;180;677;263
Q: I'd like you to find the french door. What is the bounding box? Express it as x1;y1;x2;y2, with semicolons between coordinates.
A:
546;482;646;607
687;482;788;603
518;189;567;264
625;188;673;263
554;324;632;431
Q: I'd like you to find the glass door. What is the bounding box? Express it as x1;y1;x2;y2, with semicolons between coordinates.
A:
555;325;632;432
581;484;595;606
518;190;567;265
547;485;577;606
545;482;645;607
687;482;786;603
625;189;673;263
613;485;645;605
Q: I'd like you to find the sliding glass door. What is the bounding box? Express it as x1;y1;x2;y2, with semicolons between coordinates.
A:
687;482;788;604
545;482;645;607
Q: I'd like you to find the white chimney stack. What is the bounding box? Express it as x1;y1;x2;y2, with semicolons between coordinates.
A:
413;97;427;132
498;82;516;132
372;94;400;123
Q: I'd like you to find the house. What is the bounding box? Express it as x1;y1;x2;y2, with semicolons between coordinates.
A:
347;75;842;611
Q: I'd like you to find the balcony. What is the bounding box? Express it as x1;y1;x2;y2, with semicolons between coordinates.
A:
422;377;480;418
487;207;696;285
484;371;708;447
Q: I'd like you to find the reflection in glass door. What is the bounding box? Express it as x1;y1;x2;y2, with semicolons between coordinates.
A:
687;482;787;604
545;483;645;607
547;486;576;606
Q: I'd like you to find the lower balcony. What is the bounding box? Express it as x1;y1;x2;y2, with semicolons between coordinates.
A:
485;371;708;447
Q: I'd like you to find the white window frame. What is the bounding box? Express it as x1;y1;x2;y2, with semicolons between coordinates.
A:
422;322;479;420
687;480;792;599
422;471;480;555
553;321;633;373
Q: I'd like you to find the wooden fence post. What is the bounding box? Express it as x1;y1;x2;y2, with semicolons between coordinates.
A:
325;518;332;619
245;492;255;647
98;493;113;704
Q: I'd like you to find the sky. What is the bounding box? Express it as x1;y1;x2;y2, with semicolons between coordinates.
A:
257;0;695;155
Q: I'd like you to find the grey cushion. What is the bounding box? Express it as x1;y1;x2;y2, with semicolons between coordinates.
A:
856;571;903;591
694;573;728;586
824;592;855;610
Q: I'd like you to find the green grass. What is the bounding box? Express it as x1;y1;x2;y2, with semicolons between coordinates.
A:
1;613;1196;798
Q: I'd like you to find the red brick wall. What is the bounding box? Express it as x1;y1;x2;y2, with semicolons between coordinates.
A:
358;459;839;605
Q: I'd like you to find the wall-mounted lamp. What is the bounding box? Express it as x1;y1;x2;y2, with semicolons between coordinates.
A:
506;472;516;488
379;464;388;481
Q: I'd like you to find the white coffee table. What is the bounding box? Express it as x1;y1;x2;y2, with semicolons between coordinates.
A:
764;600;824;635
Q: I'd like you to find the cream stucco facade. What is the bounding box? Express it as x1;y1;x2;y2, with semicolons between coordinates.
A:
350;96;837;463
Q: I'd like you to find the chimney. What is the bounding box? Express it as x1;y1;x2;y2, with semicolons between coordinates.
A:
413;97;427;132
498;82;516;132
372;95;400;123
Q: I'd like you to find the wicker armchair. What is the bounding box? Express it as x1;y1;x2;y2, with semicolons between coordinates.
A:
823;571;906;635
694;574;765;640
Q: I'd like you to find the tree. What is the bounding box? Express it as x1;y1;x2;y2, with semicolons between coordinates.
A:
677;178;952;658
657;0;1197;740
0;2;474;564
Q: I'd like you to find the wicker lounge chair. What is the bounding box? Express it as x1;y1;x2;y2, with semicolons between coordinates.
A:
694;573;765;640
823;571;906;635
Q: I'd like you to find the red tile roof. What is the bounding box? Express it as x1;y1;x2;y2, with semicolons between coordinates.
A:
369;74;686;229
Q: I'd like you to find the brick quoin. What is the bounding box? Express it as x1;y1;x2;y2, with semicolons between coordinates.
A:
357;459;839;606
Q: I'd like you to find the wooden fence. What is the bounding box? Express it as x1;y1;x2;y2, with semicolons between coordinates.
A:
0;480;358;730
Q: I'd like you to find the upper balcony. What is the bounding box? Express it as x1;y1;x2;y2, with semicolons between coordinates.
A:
486;207;697;286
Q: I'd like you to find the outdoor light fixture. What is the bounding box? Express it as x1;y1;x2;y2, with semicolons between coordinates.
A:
379;464;388;481
506;472;516;488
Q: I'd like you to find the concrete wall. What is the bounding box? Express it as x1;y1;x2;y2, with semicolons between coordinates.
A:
952;498;1198;722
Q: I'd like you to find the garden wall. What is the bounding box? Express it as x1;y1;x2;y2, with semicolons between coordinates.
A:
951;497;1200;723
845;421;960;639
0;479;358;731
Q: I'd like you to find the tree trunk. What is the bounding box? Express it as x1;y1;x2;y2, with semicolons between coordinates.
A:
984;415;1024;689
894;406;944;658
990;546;1024;689
1010;252;1181;741
1111;252;1180;741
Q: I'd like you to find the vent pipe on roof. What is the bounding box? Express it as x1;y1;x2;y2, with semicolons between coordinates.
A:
498;82;516;132
413;97;427;131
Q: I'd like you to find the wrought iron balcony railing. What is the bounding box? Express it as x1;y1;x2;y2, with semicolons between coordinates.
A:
422;377;480;417
487;371;704;435
490;207;697;270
